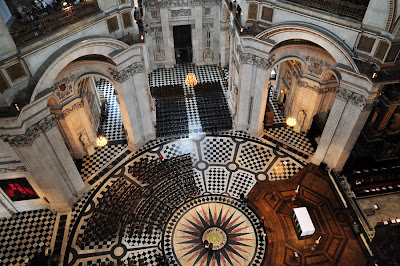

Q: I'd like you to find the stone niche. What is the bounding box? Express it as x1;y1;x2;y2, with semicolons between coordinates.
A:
49;76;101;159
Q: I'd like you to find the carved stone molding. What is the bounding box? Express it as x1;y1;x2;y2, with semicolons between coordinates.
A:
171;9;191;17
145;0;220;8
349;93;367;108
0;166;27;173
335;88;368;108
232;52;240;70
51;74;77;101
109;62;144;83
238;49;275;71
0;115;56;147
305;56;330;75
56;101;84;119
335;87;353;101
220;25;230;31
297;80;336;94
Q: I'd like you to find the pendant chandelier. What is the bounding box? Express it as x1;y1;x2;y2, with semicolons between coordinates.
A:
96;135;108;148
185;73;198;87
286;117;296;128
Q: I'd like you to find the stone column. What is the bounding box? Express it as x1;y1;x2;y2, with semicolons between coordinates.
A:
109;62;155;150
219;26;230;67
1;115;87;211
160;8;175;68
235;51;275;135
159;8;171;66
193;6;203;65
248;67;269;136
311;88;351;165
333;100;376;170
235;63;254;131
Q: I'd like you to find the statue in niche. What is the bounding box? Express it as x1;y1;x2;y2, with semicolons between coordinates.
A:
297;110;306;132
79;132;95;156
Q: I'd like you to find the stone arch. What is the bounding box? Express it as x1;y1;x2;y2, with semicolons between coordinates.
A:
255;22;358;72
31;37;129;103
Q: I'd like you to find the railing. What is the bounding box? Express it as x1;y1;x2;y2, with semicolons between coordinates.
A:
10;1;100;46
285;0;368;22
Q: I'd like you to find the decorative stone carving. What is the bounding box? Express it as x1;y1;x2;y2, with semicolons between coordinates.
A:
232;52;240;71
0;166;27;173
238;48;275;70
1;115;56;146
145;0;220;8
51;74;77;101
171;9;191;17
220;25;230;31
349;93;367;108
203;48;213;61
364;98;378;110
305;56;330;75
57;101;84;118
335;87;353;101
109;62;144;83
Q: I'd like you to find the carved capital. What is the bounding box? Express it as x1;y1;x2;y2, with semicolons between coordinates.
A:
238;49;275;70
349;93;367;108
364;98;378;110
0;115;56;147
109;62;144;83
335;87;352;101
61;101;84;118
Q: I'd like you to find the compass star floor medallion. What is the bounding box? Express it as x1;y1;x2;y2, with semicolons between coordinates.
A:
163;195;266;265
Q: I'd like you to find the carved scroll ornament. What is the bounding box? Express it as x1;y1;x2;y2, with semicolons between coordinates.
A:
109;62;144;83
0;115;56;146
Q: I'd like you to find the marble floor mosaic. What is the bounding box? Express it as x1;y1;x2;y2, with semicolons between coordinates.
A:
63;131;305;265
0;209;56;265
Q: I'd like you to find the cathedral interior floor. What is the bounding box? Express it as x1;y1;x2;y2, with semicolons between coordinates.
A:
0;65;368;266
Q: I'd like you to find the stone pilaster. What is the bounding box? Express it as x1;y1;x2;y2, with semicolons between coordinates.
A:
334;99;376;171
312;88;371;171
160;8;175;67
109;61;155;149
311;87;351;165
235;63;255;131
194;6;203;65
248;67;268;136
1;115;87;211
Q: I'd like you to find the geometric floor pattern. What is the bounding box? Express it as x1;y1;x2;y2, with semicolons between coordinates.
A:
164;195;266;265
0;209;56;266
150;64;231;136
96;79;125;141
64;131;306;265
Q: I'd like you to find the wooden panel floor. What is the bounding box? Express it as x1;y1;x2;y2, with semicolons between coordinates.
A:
248;164;369;266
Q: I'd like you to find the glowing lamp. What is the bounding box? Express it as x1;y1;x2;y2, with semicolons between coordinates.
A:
286;117;296;127
185;73;198;87
96;136;107;148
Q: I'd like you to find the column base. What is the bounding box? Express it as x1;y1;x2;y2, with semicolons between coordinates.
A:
50;202;73;213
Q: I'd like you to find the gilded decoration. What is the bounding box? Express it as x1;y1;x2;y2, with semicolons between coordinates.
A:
248;3;258;20
5;62;27;82
261;6;273;22
109;62;144;83
357;35;375;53
0;115;56;147
374;40;390;61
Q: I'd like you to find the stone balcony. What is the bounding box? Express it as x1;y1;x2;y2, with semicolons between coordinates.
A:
9;1;100;46
284;0;369;21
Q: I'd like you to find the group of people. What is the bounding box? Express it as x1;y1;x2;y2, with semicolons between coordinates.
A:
203;240;213;251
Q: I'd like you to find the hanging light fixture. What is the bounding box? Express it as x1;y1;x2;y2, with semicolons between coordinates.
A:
96;135;108;148
286;117;296;127
185;73;198;87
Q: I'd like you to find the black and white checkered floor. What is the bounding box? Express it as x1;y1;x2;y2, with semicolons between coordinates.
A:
62;131;305;265
150;65;231;137
0;66;319;266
